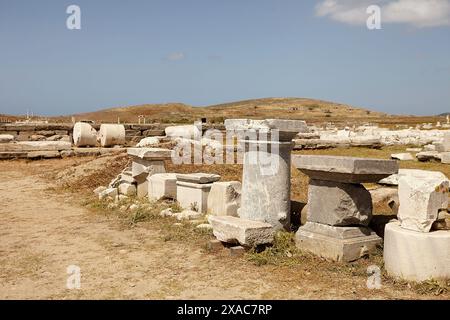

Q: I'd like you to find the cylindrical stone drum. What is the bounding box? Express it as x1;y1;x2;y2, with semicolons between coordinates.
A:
99;124;126;147
73;122;97;147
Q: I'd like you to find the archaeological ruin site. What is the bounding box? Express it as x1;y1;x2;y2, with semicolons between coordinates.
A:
2;1;449;306
1;114;449;300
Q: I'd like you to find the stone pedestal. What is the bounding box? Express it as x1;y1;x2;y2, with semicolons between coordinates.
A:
293;155;398;262
176;173;220;213
127;147;172;198
224;119;308;230
296;222;381;262
384;222;450;281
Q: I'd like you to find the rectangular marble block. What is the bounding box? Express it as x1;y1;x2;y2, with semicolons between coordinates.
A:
148;173;177;200
295;222;381;262
176;181;213;213
208;215;274;247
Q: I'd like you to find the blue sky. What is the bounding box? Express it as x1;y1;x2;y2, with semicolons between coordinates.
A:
0;0;449;116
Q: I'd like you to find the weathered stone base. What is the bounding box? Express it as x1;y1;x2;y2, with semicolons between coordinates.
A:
148;173;177;200
295;222;381;262
384;222;450;281
176;181;212;213
208;215;274;247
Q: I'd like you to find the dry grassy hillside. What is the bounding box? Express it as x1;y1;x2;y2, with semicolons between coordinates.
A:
53;103;195;124
52;97;387;124
4;97;446;127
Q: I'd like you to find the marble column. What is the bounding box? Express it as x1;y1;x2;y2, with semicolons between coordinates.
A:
225;119;308;230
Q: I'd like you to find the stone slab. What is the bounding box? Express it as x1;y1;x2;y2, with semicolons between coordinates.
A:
208;215;274;247
300;222;373;239
176;180;214;189
0;141;71;152
416;151;442;162
292;155;399;183
0;151;28;159
378;168;448;186
176;173;221;184
27;150;61;159
127;147;172;160
384;222;450;281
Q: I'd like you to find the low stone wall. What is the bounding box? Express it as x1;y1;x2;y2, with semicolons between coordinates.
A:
0;124;73;141
0;123;225;143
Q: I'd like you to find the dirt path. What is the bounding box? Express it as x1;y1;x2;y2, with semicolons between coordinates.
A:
0;160;445;299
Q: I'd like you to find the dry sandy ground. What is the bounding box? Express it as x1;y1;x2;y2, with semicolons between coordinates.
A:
0;159;447;300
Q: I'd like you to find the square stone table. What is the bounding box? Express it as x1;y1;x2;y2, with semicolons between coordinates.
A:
292;155;398;262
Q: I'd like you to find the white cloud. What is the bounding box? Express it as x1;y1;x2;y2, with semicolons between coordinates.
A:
315;0;450;27
166;52;185;61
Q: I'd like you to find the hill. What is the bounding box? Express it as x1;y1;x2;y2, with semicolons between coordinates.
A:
51;97;386;124
3;97;445;127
